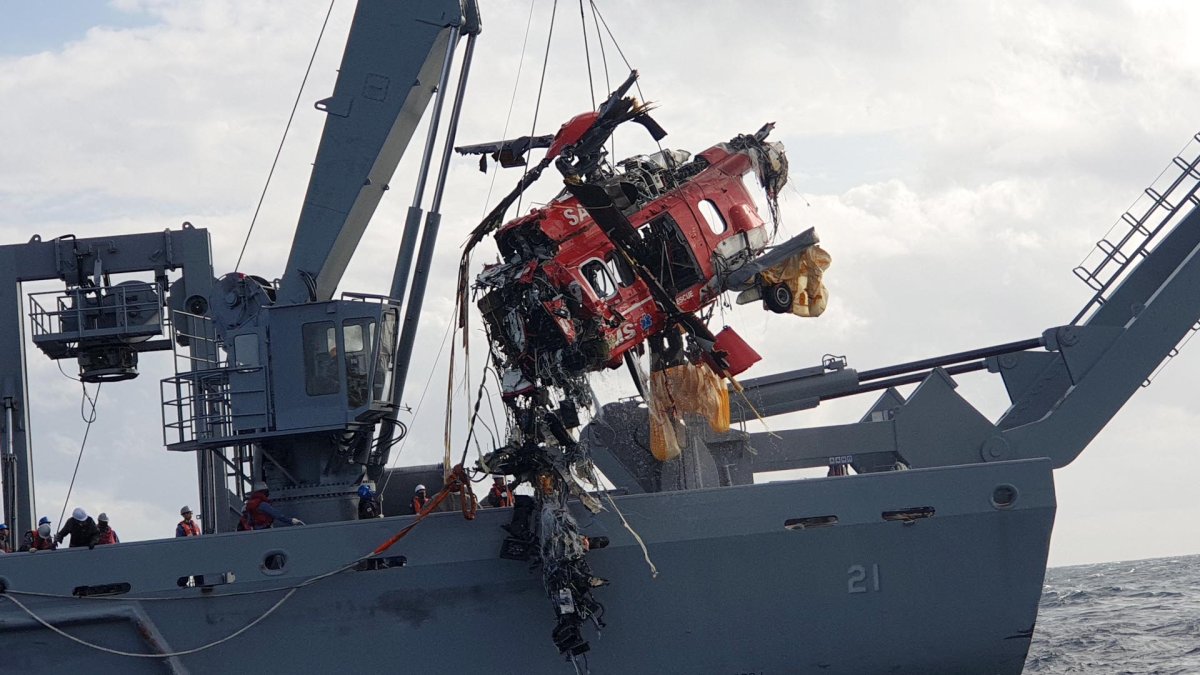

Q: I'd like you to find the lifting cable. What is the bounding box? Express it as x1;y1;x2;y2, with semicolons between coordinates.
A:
449;0;540;476
234;0;337;272
376;316;455;498
57;382;102;529
480;0;540;218
588;1;612;95
516;0;560;217
577;0;597;109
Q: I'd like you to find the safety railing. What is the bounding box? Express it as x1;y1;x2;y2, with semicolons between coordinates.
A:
160;310;270;450
28;282;163;344
1072;132;1200;324
162;368;233;447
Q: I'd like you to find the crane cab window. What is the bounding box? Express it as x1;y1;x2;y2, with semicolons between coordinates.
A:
302;322;339;396
233;333;259;368
343;319;376;408
582;259;618;300
374;310;397;402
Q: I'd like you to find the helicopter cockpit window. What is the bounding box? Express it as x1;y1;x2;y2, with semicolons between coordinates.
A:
343;319;376;408
302;322;339;396
582;259;618;299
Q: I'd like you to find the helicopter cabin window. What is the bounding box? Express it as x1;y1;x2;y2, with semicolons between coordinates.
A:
609;252;635;287
698;199;727;234
641;213;703;295
582;259;618;299
302;321;339;396
343;319;376;408
233;333;259;368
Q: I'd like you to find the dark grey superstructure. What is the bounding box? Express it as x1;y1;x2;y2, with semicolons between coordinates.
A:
1;2;1198;672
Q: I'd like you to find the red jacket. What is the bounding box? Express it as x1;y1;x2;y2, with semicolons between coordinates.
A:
96;526;119;545
487;484;513;508
21;531;56;551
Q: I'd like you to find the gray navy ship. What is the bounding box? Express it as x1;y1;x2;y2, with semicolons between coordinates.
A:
2;2;1199;673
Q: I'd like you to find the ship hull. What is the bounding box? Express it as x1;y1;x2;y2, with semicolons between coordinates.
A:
0;458;1054;674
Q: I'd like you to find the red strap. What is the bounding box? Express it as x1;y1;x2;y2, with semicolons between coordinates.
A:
372;465;475;555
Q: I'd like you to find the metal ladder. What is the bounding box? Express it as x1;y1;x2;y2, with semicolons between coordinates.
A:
1072;132;1200;325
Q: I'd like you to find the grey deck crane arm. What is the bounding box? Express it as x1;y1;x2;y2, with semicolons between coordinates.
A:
1001;208;1200;467
276;0;479;305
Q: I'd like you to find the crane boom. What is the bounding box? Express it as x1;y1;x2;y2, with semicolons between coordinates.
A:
277;0;479;305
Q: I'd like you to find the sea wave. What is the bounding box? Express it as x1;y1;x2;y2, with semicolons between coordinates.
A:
1025;554;1200;673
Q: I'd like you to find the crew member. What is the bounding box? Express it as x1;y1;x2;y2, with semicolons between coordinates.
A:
176;506;201;537
96;513;119;545
56;507;100;549
357;484;382;519
411;484;430;514
0;523;10;553
20;522;57;551
239;482;305;530
486;475;513;508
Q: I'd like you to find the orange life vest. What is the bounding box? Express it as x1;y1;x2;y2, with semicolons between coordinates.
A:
240;491;275;530
178;520;200;537
489;484;513;507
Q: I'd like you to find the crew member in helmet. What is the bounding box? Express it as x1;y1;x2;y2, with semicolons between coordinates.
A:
411;484;431;514
55;507;100;549
20;522;57;551
0;523;10;553
239;482;305;530
486;475;513;508
176;506;201;537
357;484;382;519
96;513;119;545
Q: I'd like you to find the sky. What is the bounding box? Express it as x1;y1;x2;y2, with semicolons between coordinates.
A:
0;0;1198;567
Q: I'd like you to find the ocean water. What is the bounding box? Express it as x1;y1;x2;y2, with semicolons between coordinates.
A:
1025;554;1200;674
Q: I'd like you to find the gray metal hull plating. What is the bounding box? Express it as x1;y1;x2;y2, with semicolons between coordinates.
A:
0;459;1054;674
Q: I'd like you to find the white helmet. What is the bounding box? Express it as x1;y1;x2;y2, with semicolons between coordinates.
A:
252;481;269;492
414;484;426;493
71;507;88;522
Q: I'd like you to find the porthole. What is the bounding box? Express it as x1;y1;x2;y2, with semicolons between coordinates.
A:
992;484;1018;509
261;550;288;575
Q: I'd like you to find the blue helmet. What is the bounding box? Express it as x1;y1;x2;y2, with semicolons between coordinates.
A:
0;524;8;531
38;516;50;526
357;484;374;498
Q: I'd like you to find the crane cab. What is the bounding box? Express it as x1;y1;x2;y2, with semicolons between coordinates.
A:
162;294;398;451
